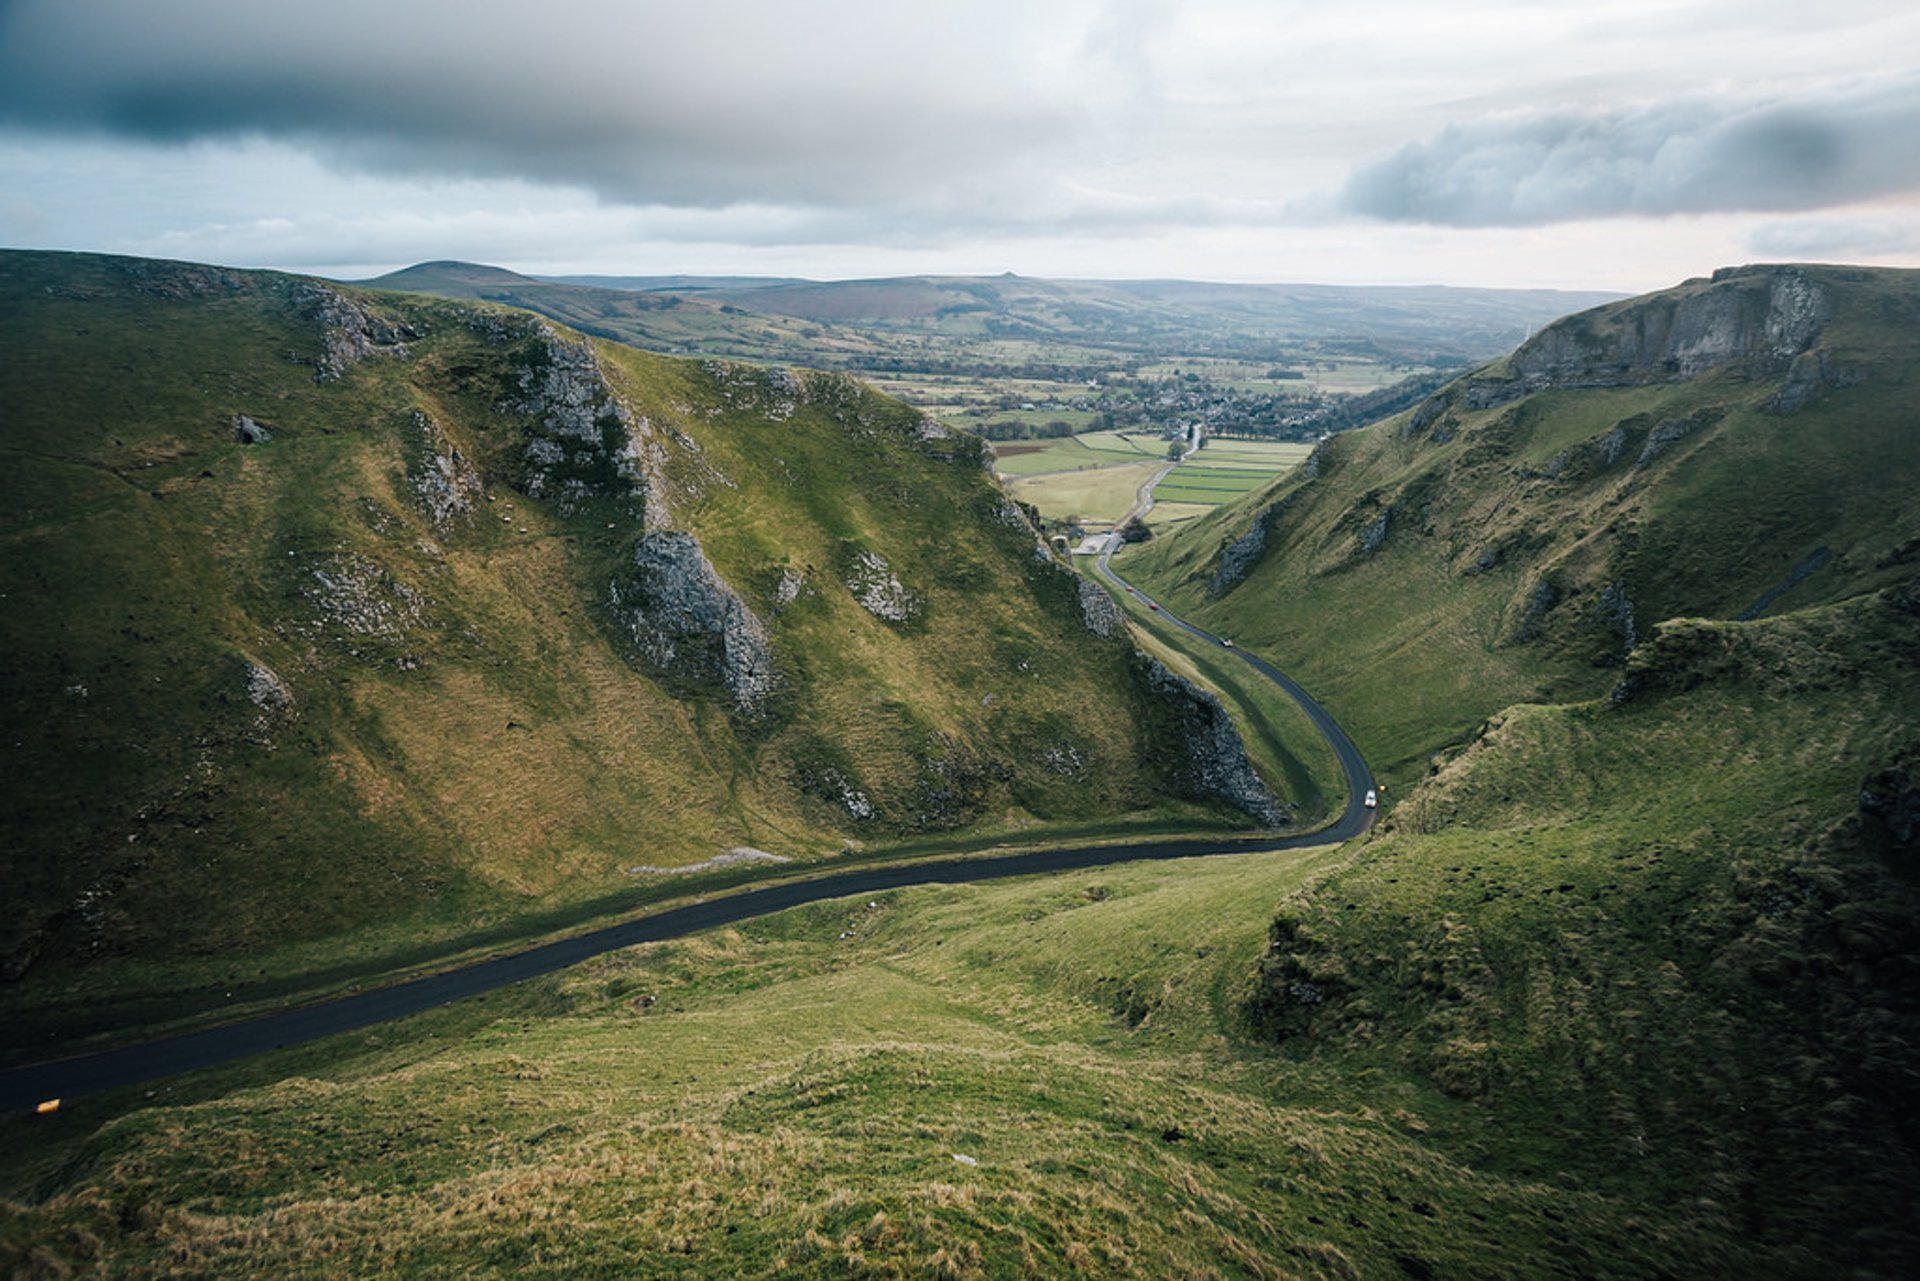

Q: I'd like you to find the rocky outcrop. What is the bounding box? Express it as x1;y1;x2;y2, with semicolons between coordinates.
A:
294;283;417;382
843;549;920;623
294;553;428;668
231;414;272;444
1465;267;1835;408
1076;577;1123;637
1208;488;1309;598
403;411;484;527
1771;349;1866;413
1507;579;1559;645
1357;507;1392;555
1141;656;1288;827
514;327;666;522
610;530;777;715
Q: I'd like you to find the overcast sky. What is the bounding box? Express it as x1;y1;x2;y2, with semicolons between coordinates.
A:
2;0;1917;290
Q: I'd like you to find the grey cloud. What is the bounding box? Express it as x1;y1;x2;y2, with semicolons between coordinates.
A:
1340;76;1920;226
0;0;1095;211
1747;216;1920;258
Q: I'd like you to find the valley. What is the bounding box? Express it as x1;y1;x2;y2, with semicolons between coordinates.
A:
3;253;1918;1278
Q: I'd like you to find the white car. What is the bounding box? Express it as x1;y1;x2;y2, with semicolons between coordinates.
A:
1364;788;1378;809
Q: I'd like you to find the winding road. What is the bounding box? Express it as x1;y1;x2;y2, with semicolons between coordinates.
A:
3;456;1373;1115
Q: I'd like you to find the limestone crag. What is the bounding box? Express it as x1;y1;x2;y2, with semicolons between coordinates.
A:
1141;656;1288;827
1076;576;1123;637
844;549;920;623
701;360;804;422
610;530;777;715
515;326;668;522
294;283;417;382
1470;266;1834;404
231;414;272;445
404;411;485;527
1209;489;1306;598
295;552;428;660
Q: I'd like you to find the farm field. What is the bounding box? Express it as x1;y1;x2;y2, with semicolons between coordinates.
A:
1001;434;1312;528
990;429;1168;477
1008;459;1166;524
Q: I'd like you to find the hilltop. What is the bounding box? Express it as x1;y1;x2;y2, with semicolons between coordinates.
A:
0;249;1294;1049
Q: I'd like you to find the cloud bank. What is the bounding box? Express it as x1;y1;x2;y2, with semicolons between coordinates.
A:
1340;75;1920;226
0;0;1101;211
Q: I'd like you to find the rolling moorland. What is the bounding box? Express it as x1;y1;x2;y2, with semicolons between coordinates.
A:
4;256;1919;1277
366;262;1620;447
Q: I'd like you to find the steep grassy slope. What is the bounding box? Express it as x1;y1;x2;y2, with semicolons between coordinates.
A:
0;250;1270;1044
1126;264;1920;779
1249;585;1920;1275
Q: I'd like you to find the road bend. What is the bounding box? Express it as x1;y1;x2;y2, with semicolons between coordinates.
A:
4;456;1374;1115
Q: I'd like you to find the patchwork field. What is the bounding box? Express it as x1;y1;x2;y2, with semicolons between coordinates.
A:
1002;435;1311;530
1008;460;1166;525
990;429;1167;477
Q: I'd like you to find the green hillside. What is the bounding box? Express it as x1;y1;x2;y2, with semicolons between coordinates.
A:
5;258;1917;1277
7;591;1911;1275
0;250;1290;1048
1249;586;1920;1273
1126;263;1920;780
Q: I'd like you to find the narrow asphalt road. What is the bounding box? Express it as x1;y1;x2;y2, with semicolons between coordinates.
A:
5;459;1373;1115
1095;444;1376;840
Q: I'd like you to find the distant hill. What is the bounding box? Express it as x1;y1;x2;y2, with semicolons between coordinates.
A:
0;249;1281;1044
366;261;1622;369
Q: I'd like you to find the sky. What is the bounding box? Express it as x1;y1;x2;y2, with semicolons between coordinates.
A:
1;0;1917;292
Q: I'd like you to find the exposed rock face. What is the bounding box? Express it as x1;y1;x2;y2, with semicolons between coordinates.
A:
244;661;293;712
231;414;272;444
1356;507;1392;555
294;283;416;382
1210;511;1273;598
1469;267;1834;406
1592;582;1639;658
1771;349;1866;413
1141;656;1288;827
843;549;920;623
301;553;426;643
771;567;807;610
610;530;776;714
1076;576;1123;637
1209;489;1306;598
514;327;666;522
243;660;294;745
403;411;484;527
1508;579;1559;645
702;360;804;421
